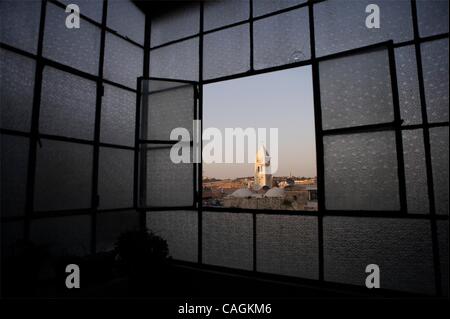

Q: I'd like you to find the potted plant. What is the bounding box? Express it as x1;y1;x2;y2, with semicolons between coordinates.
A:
114;229;169;291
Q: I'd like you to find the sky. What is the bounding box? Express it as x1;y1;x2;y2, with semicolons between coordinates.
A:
203;66;316;179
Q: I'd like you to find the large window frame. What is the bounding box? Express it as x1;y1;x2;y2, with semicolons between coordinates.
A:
1;0;448;297
1;0;145;252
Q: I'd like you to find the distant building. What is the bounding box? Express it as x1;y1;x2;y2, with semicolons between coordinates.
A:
254;145;273;189
206;146;318;211
223;184;318;211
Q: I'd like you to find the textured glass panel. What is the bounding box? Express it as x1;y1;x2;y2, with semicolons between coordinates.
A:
430;127;449;215
1;221;24;257
147;211;198;262
43;3;100;75
438;221;449;296
0;0;41;53
107;0;145;45
34;140;93;211
257;215;318;279
402;130;429;214
100;84;136;146
320;49;394;130
1;135;28;217
30;215;91;256
59;0;104;22
146;145;193;207
203;212;253;270
0;49;35;132
151;2;199;47
421;39;449;123
417;0;449;38
395;46;422;125
104;32;143;89
324;217;435;294
253;0;306;17
147;85;194;141
204;0;249;31
96;210;139;252
98;147;134;209
40;67;96;140
149;38;199;81
314;0;413;57
324;131;400;211
254;8;310;70
204;24;250;80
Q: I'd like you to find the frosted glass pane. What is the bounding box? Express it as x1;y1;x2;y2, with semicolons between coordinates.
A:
324;131;400;211
438;221;449;296
104;33;143;89
0;49;35;132
149;38;199;81
96;210;139;252
402;130;429;214
253;0;306;17
34;140;93;211
0;0;41;53
30;215;91;256
100;84;136;146
395;46;422;125
257;215;318;279
146;145;193;207
151;2;199;47
59;0;104;22
147;211;198;262
43;3;100;75
204;24;250;80
147;85;194;141
107;0;145;45
320;49;394;130
416;0;449;38
40;67;96;140
314;0;413;57
1;135;28;217
324;217;435;295
421;39;449;123
254;8;310;70
430;127;449;215
203;212;253;270
204;0;249;31
98;147;134;209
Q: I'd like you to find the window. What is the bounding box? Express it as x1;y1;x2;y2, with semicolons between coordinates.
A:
1;0;448;298
1;0;145;263
202;66;317;212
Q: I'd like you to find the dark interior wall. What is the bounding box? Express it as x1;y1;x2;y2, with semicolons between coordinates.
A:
1;0;449;297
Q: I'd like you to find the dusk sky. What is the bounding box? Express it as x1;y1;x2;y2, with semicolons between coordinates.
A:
203;66;316;179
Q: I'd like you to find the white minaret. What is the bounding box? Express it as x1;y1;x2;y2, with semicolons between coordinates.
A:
254;145;273;189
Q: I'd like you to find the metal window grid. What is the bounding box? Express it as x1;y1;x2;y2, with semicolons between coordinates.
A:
0;0;448;297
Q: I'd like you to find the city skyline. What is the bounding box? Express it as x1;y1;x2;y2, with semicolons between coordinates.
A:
203;66;316;179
